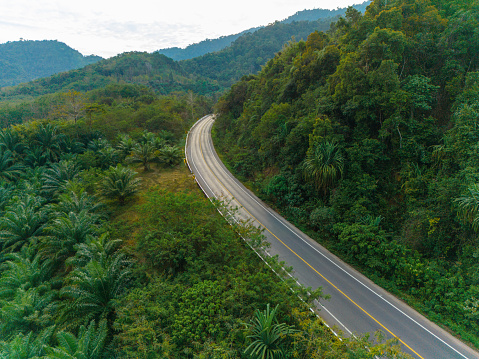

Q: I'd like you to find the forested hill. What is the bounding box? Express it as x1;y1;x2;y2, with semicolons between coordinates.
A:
0;40;102;87
180;17;339;87
156;27;261;61
283;0;371;23
214;0;479;347
0;52;220;104
158;1;371;62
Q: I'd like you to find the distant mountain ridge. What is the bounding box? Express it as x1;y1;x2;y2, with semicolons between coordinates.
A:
156;0;371;61
0;40;102;87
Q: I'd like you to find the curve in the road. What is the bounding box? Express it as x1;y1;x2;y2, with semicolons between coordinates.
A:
185;115;478;359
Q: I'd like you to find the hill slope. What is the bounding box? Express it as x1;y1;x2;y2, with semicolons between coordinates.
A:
0;40;102;87
157;1;371;61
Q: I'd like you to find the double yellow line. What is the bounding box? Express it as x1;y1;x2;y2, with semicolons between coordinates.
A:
195;116;424;359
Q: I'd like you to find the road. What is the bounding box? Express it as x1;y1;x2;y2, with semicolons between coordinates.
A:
185;114;479;359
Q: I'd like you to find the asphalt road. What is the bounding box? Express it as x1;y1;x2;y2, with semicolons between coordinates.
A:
185;114;479;359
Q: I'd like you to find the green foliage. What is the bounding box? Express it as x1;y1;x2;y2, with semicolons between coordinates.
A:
244;304;297;359
46;320;109;359
0;40;102;88
213;0;479;347
99;165;140;205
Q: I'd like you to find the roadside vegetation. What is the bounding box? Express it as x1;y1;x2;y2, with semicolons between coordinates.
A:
214;0;479;348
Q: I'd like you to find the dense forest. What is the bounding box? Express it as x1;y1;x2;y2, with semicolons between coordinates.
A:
0;40;102;87
214;0;479;348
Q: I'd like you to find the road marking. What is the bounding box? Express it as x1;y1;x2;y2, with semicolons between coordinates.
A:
193;116;426;359
198;116;475;359
201;118;474;359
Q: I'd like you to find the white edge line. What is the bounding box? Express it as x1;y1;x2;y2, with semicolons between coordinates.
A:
201;116;472;359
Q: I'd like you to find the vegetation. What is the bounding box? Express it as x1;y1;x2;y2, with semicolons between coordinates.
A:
0;56;411;357
0;40;102;87
214;0;479;348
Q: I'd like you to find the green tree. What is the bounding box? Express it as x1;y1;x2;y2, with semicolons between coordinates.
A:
59;251;131;329
0;195;48;253
46;320;109;359
244;304;297;359
99;165;140;205
303;141;344;195
157;146;182;167
127;142;158;171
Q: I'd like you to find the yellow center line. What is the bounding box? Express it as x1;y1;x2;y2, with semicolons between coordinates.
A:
196;117;423;359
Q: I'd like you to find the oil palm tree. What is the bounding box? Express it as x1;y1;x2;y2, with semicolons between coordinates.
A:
31;123;65;163
42;210;98;263
0;195;48;253
46;320;108;359
41;160;81;198
157;145;183;167
99;165;140;205
0;327;53;358
59;251;131;329
127;141;158;171
244;304;298;359
0;149;25;182
303;141;344;195
52;190;104;223
0;128;24;159
0;252;53;300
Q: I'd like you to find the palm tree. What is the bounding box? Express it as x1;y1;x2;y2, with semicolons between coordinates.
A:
0;252;53;300
52;190;104;222
0;195;48;253
31;123;65;163
455;183;479;231
99;165;140;205
115;134;136;159
0;128;24;158
0;149;25;182
0;327;53;358
46;320;108;359
127;142;158;171
96;146;120;170
303;141;344;195
157;145;183;167
66;234;122;269
59;251;131;329
41;160;81;198
0;286;57;338
244;304;298;359
42;211;98;263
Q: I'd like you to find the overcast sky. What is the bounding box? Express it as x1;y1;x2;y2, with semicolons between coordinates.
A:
1;0;364;58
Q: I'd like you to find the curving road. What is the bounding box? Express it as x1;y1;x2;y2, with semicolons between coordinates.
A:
185;114;478;359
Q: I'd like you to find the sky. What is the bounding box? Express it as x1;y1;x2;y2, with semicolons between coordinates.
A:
1;0;364;59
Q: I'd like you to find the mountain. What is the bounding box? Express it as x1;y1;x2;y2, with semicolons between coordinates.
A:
282;0;371;23
0;51;221;105
0;40;102;87
157;0;371;61
157;27;261;61
180;17;339;87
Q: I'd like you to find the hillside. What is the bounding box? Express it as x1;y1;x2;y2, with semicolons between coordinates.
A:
0;40;102;87
0;51;221;104
214;0;479;347
181;17;340;87
157;27;261;61
158;1;371;62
